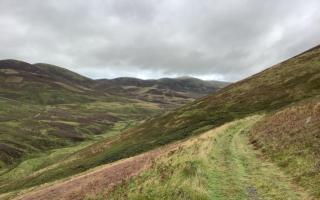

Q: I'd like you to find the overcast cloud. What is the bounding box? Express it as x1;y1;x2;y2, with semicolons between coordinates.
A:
0;0;319;81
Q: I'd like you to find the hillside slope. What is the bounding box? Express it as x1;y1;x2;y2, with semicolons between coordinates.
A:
10;115;317;200
1;45;318;198
103;116;313;200
34;63;92;84
73;44;319;169
0;59;226;196
0;60;101;104
0;59;162;166
249;97;320;197
0;59;224;164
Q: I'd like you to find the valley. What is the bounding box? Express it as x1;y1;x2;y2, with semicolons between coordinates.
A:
0;60;227;198
0;46;319;200
1;1;319;199
1;44;320;199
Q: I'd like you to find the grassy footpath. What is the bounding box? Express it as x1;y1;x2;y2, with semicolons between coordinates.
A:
90;116;313;200
208;117;311;200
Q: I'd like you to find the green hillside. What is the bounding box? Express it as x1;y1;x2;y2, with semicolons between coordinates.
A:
1;45;318;198
0;59;162;166
65;44;319;172
0;59;223;165
86;46;320;200
0;59;226;197
102;116;312;200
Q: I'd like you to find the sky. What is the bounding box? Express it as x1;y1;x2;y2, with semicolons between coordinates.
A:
0;0;319;82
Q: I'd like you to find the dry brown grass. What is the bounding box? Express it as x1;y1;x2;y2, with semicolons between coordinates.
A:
250;97;320;198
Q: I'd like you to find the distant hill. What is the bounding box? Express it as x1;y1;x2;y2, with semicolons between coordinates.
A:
95;76;228;108
34;63;93;85
0;59;228;106
96;76;228;95
0;59;226;167
0;59;99;104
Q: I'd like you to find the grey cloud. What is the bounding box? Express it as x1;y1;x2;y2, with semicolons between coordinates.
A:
0;0;319;81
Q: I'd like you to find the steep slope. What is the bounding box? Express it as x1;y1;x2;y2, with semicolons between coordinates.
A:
104;116;312;200
103;98;320;199
81;44;319;166
1;45;318;197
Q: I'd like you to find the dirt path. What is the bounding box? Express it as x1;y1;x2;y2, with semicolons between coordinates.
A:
12;144;177;200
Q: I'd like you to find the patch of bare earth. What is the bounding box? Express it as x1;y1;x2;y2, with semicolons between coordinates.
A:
12;144;178;200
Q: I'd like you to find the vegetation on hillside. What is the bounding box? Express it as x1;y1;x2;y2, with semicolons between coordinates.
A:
0;59;224;195
34;44;320;188
1;45;319;196
87;116;312;200
249;97;320;197
0;45;319;199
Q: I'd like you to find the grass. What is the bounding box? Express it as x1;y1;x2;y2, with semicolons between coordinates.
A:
0;141;91;183
0;120;136;196
0;97;160;165
208;116;310;200
87;116;312;200
249;97;320;198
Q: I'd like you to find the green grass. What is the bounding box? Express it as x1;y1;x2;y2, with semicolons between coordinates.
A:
0;120;136;195
91;116;311;200
0;121;20;128
0;97;160;164
0;83;162;195
0;141;91;183
208;116;309;200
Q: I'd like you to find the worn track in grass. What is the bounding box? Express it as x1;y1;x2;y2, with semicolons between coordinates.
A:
208;117;313;200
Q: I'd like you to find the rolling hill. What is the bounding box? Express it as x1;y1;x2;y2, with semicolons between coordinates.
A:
0;44;319;199
0;59;226;198
0;60;226;106
95;76;228;108
0;60;154;166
